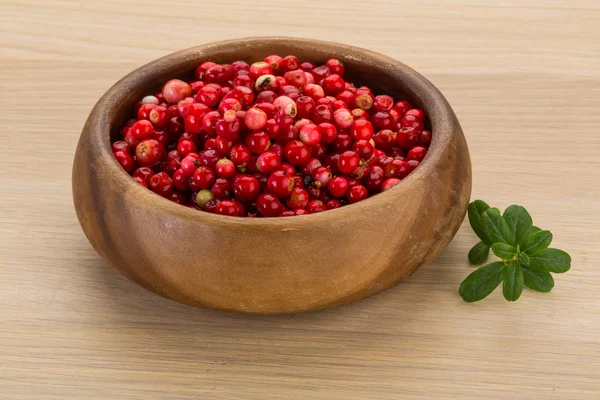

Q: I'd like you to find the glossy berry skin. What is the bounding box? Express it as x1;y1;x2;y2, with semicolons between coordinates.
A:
350;119;374;141
211;178;232;198
177;139;198;157
131;120;154;140
324;59;345;76
353;140;374;161
405;108;425;120
200;149;220;168
311;166;332;188
351;91;374;111
337;151;360;174
256;193;283;217
419;130;432;146
371;111;395;131
381;178;401;191
364;165;385;192
244;131;271;154
133;176;147;187
407;146;428;162
267;170;295;198
296;96;316;119
149;172;173;197
396;127;420;151
184;103;210;134
133;167;154;184
406;159;420;172
244;107;267;130
319;122;337;144
321;74;345;95
256;151;281;174
215;158;236;178
333;134;353;153
148;106;170;127
135;139;165;167
311;104;332;124
286;188;309;209
112;141;129;154
264;55;283;71
114;150;135;173
347;184;369;203
216;200;246;217
385;159;411;179
333;108;353;129
162;79;192;104
233;175;261;201
373;95;394;112
218;98;242;115
284;140;311;166
172;169;189;192
306;200;327;213
192;166;216;189
401;114;425;132
249;62;273;80
298;123;322;146
230;144;252;167
328;176;349;198
373;129;396;151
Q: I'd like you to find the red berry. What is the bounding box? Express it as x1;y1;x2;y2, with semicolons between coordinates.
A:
373;129;396;151
279;56;299;73
204;198;220;213
407;159;420;172
215;158;235;178
381;178;401;191
351;91;374;110
192;166;216;189
373;95;394;112
364;165;385;192
296;96;316;119
215;113;241;141
353;140;374;160
401;114;425;132
218;98;242;115
396;127;420;150
311;65;330;81
245;131;271;154
284;140;311;165
337;151;360;174
149;172;173;197
256;90;278;104
407;146;428;162
233;74;253;89
328;176;349;198
195;61;216;80
385;159;411;179
405;108;425;120
133;176;147;188
299;123;322;146
135;139;165;167
324;59;345;76
244;108;268;130
267;170;294;198
333;108;354;129
232;86;255;108
286;188;309;209
319;122;337;144
114;150;135;173
249;62;273;80
419;130;432;146
230;144;252;167
211;178;232;198
183;103;209;134
256;151;281;174
216;200;246;217
311;104;333;124
177;139;198;157
133;167;155;184
172;169;189;192
112;141;130;154
233;175;261;201
137;103;157;120
196;86;220;108
371;111;395;131
284;69;307;88
347;184;368;203
279;163;296;176
264;55;283;71
230;60;250;75
311;166;332;188
326;199;342;209
162;79;191;104
351;108;369;121
131;120;154;140
302;83;325;100
256;193;283;217
200;149;220;168
265;118;281;139
350;119;374;141
306;200;326;213
322;74;345;95
310;143;327;159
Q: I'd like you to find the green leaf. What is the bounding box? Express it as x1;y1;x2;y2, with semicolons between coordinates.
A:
522;230;553;256
459;261;505;302
482;208;513;245
468;200;492;245
503;261;524;301
491;243;517;260
523;268;554;292
518;252;531;266
503;205;533;246
528;248;571;273
468;241;490;265
523;225;541;239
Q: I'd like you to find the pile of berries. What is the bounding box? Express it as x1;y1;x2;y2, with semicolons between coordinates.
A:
112;55;431;217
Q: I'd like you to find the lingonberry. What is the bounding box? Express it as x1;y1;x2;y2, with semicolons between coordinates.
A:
324;153;341;172
302;83;325;100
300;158;322;175
267;170;294;198
401;114;425;132
284;69;307;88
285;188;309;209
264;55;283;71
249;62;273;80
233;175;261;201
310;143;327;160
215;158;236;178
405;108;425;120
232;86;255;108
364;165;385;192
279;55;299;73
373;95;394;112
296;96;316;119
233;74;253;89
211;178;232;198
195;61;216;80
195;189;215;208
192;166;216;189
230;60;250;75
338;151;360;174
407;159;420;172
256;193;283;217
347;184;369;203
215;113;241;141
112;141;130;154
216;200;246;217
149;172;173;197
131;120;154;140
218;98;242;115
353;140;374;160
133;176;147;188
326;199;342;209
333;134;354;153
371;111;395;131
114;150;135;173
351;90;374;111
322;74;345;95
389;147;406;159
350;119;374;141
385;159;411;179
204;64;230;86
306;200;327;213
137;103;157;121
230;144;252;167
133;167;155;184
319;122;337;144
200;149;220;168
256;90;278;104
311;104;332;124
245;131;271;154
204;198;220;213
284;140;311;166
312;166;332;188
256;151;281;174
298;123;322;146
172;169;189;192
373;129;396;151
196;86;220;108
135;139;165;167
254;74;278;92
381;178;401;191
270;143;284;159
328;176;349;198
311;65;330;81
333;108;354;129
244;107;268;130
419;130;432;146
177;139;198;157
407;146;428;162
162;79;191;104
396;127;420;150
279;163;296;176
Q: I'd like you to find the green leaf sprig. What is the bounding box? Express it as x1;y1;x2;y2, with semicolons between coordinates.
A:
460;200;571;302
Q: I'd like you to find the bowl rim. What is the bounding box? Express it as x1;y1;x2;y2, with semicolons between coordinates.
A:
85;36;459;228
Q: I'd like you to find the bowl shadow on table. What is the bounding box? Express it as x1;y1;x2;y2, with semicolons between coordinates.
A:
87;235;462;336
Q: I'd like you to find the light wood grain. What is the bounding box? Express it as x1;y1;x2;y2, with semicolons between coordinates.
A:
1;0;599;399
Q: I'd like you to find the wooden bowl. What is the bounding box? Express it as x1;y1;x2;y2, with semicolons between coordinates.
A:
73;37;471;314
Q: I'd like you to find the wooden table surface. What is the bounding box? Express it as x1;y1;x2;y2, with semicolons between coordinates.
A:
1;1;599;399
